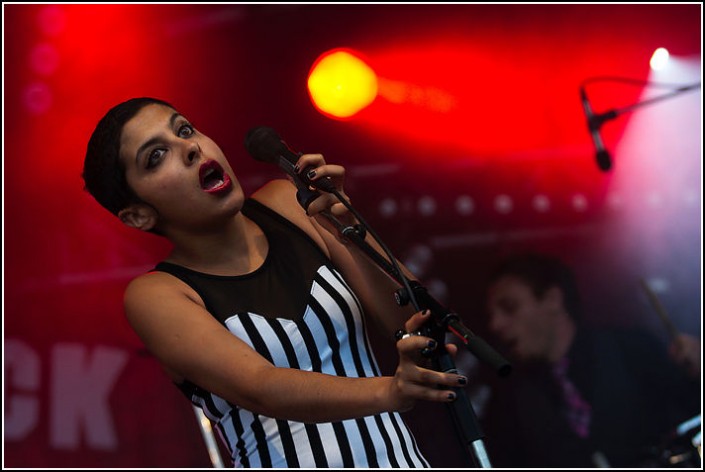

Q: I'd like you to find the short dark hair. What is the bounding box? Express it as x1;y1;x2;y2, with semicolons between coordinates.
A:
82;97;175;215
489;253;583;321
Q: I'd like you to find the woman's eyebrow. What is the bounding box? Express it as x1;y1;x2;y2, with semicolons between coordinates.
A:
134;112;182;163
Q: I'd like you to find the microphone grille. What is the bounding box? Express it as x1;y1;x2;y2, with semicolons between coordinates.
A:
244;126;285;164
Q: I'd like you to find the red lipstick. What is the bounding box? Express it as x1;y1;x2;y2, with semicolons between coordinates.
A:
199;160;232;194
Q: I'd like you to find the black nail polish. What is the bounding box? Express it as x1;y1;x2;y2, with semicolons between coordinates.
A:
307;169;317;179
447;392;456;401
458;376;467;385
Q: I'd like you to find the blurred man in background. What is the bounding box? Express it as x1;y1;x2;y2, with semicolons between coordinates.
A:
479;252;700;468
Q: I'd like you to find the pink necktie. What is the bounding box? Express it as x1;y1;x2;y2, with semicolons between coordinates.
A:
552;357;592;438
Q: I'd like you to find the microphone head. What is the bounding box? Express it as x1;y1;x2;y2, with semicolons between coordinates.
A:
596;149;612;171
244;126;287;164
245;126;301;166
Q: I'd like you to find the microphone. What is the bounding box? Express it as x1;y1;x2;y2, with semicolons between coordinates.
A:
580;88;613;172
244;126;335;210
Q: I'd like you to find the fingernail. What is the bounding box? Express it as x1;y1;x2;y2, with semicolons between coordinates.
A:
427;339;437;349
447;392;457;401
422;309;431;317
294;164;300;172
457;376;467;385
307;169;317;179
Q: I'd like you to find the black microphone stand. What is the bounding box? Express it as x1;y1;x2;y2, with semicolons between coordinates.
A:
582;79;701;162
588;81;700;128
247;128;512;466
305;181;512;468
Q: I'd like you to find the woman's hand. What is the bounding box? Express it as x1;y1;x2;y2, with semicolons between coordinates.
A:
388;309;467;412
295;153;356;243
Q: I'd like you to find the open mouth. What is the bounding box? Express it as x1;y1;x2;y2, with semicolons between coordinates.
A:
199;160;232;193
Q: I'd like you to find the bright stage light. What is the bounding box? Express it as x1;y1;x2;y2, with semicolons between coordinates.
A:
307;49;378;119
650;47;670;71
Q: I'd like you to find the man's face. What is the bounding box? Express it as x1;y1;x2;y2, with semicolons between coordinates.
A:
486;275;560;362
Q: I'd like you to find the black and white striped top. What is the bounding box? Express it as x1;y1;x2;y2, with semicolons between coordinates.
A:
154;199;429;468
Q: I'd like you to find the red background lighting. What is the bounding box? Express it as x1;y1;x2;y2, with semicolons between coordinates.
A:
3;4;701;468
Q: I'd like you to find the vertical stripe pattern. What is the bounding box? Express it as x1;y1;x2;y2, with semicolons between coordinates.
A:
190;265;429;468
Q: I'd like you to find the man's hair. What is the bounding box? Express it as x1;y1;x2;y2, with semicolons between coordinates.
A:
489;253;583;321
82;97;175;215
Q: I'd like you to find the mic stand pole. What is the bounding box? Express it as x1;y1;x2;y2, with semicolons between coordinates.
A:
587;82;701;129
315;193;512;468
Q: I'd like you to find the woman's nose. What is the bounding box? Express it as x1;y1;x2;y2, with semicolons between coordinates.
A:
185;141;201;164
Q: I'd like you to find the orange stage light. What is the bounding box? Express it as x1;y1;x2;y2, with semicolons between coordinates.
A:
307;48;378;120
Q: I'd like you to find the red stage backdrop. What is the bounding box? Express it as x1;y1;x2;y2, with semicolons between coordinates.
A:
4;3;700;468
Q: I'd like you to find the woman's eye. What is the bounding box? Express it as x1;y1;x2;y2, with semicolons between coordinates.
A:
146;148;165;169
178;123;195;138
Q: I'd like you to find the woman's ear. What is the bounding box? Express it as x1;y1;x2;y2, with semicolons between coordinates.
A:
118;204;158;232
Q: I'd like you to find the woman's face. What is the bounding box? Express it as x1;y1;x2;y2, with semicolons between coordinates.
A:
119;103;244;232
